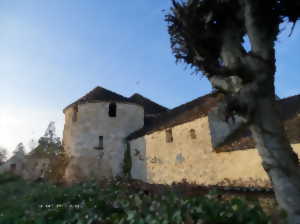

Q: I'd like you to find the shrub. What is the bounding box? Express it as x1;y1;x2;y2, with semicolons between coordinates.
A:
0;176;271;224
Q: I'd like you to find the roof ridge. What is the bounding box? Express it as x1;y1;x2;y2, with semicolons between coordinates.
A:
129;93;169;114
93;85;126;95
277;93;300;102
127;92;220;140
168;92;217;111
63;86;133;112
130;93;168;108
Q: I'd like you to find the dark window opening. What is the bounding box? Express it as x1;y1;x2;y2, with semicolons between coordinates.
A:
10;164;16;172
95;136;104;150
190;129;197;139
166;129;173;143
72;105;78;122
109;103;117;117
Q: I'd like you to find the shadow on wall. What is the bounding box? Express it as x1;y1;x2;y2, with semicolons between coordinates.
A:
21;157;50;181
63;155;114;184
130;137;148;182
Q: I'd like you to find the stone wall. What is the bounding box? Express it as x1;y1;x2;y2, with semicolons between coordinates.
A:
0;153;26;176
22;157;50;181
0;155;50;181
129;116;300;187
63;101;144;183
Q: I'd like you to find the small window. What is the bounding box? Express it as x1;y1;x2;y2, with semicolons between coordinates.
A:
190;129;197;139
10;164;16;172
109;103;117;117
95;136;104;150
166;129;173;143
72;105;78;122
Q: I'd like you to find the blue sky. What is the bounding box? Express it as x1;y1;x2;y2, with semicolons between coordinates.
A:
0;0;299;155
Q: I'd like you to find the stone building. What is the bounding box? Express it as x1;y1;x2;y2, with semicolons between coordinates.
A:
0;150;26;175
62;87;167;183
0;152;51;181
63;86;300;187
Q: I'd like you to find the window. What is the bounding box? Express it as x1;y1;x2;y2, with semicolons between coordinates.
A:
72;105;78;122
109;102;117;117
190;129;197;139
94;136;104;150
10;164;16;172
166;129;173;143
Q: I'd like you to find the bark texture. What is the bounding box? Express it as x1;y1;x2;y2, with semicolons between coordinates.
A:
167;0;300;222
250;98;300;224
243;1;300;222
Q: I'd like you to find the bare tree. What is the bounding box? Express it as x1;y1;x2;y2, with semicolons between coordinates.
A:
13;143;25;157
38;121;61;146
28;138;38;153
31;121;62;155
166;0;300;222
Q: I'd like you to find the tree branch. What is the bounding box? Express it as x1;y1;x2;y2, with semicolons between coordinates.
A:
242;0;278;61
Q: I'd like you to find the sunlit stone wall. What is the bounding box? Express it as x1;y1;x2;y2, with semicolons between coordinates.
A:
63;101;144;183
130;116;300;187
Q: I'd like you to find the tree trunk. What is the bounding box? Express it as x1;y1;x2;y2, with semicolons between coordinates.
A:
250;97;300;223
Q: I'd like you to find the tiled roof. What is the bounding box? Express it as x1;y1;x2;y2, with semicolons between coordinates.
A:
129;93;169;115
216;94;300;151
127;92;221;140
63;86;137;112
278;94;300;120
128;93;300;151
63;86;169;115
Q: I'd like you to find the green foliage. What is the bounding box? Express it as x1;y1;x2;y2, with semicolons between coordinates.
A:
122;143;132;178
0;173;271;224
0;172;20;184
29;121;62;157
